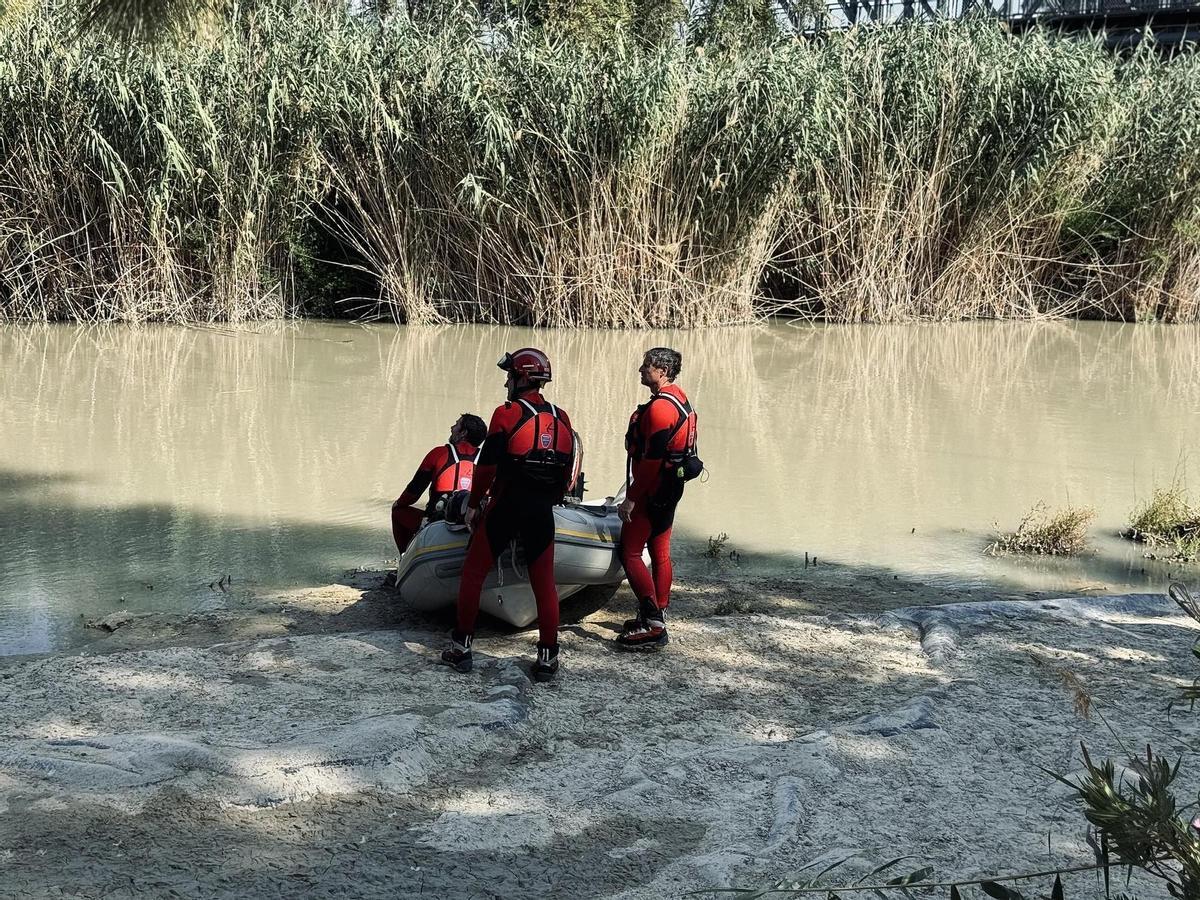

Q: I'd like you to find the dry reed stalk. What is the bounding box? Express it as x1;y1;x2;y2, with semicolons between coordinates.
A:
3;8;1200;324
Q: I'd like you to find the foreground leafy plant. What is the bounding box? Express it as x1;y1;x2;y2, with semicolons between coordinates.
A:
1057;584;1200;898
1061;745;1200;897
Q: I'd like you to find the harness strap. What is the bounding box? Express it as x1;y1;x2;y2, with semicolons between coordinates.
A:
657;392;689;417
549;403;560;456
656;392;694;452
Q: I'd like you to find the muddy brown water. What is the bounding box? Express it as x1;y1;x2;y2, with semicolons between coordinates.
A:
2;320;1197;655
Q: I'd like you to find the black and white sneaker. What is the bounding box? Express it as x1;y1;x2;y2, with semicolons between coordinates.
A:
439;630;473;673
532;643;560;682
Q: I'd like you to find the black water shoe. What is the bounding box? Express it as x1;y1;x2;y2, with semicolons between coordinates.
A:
532;643;559;682
440;630;473;673
622;598;666;633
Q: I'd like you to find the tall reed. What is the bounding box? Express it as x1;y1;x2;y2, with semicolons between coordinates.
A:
1;4;1199;324
0;2;329;322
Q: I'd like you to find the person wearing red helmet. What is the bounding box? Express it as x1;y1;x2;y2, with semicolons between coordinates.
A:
616;347;699;650
440;347;576;682
389;413;488;559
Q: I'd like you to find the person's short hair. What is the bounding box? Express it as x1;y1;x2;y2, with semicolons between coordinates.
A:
457;414;487;446
645;347;682;381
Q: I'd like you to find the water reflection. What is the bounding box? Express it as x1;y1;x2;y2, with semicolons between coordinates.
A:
1;321;1198;655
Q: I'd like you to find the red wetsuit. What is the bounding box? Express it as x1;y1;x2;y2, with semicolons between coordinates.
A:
391;440;481;555
456;392;575;646
621;383;697;611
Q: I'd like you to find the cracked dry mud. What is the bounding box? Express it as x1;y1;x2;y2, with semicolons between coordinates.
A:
1;573;1198;899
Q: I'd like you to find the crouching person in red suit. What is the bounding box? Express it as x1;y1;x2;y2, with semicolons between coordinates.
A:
390;413;487;557
440;348;576;682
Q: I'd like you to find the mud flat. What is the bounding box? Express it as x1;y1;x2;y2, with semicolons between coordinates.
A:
1;570;1197;899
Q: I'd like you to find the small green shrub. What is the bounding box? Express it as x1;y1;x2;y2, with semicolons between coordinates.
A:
702;532;730;559
711;595;754;616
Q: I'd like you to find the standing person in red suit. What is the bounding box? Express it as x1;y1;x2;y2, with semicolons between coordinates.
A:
617;347;699;650
390;413;487;557
440;348;576;682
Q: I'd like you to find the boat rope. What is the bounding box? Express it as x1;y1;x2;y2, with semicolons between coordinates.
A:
510;538;528;581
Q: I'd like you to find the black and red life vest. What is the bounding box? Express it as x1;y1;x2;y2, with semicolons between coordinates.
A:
503;398;576;489
625;388;702;497
626;390;698;463
431;443;479;495
426;443;480;517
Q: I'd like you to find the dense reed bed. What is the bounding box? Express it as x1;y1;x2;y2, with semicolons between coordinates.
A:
1;4;1199;324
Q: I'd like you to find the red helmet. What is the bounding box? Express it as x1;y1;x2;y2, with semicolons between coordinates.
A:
497;347;552;382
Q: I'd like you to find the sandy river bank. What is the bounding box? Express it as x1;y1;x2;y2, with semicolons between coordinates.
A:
1;567;1197;899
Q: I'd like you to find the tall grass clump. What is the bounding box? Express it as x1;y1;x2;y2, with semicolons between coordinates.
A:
989;501;1096;556
1125;484;1200;562
2;3;1200;324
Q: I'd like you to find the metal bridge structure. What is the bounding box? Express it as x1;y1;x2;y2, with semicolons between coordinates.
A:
816;0;1200;47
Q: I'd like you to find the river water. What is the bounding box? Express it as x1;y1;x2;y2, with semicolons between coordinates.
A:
2;321;1197;655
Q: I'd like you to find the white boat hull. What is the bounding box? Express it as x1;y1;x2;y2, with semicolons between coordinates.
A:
396;500;632;627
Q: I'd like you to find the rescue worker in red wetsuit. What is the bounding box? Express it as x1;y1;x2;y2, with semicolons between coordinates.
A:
440;348;576;682
390;414;487;556
617;347;699;650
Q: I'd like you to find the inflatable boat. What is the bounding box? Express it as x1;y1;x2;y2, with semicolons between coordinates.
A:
396;498;630;627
